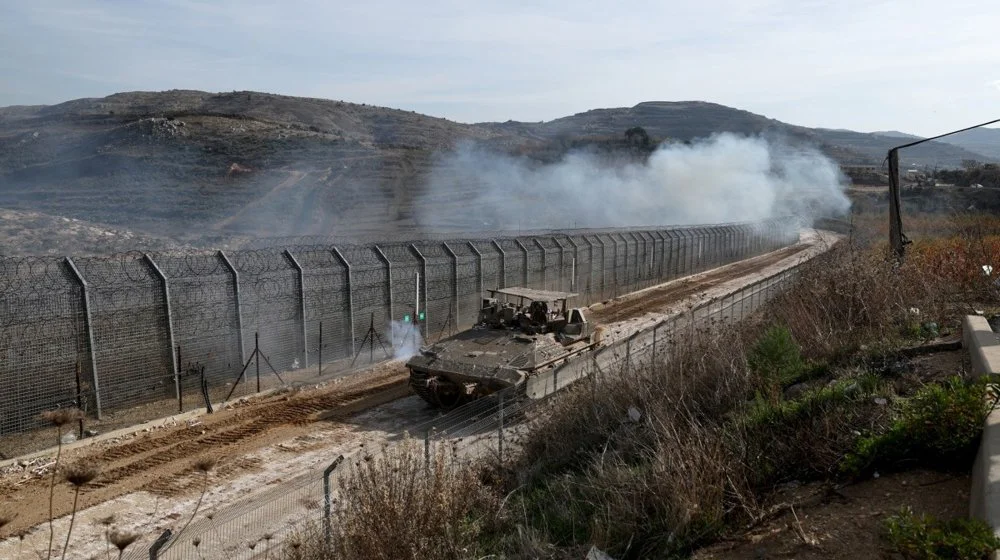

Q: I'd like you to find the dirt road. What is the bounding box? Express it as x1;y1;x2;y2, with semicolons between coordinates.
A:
0;363;408;537
590;243;812;325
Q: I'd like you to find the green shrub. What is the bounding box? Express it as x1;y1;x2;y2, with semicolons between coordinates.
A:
881;507;1000;559
735;374;893;487
747;325;806;388
842;377;993;476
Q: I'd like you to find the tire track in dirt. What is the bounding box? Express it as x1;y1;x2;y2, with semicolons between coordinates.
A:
590;244;811;325
0;365;409;537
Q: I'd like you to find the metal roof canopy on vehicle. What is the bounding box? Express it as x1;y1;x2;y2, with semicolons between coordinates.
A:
487;287;578;305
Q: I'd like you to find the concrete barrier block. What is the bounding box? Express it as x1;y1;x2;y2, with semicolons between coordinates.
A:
966;315;1000;557
964;315;1000;378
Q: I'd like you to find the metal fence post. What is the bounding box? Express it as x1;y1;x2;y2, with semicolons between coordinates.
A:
374;245;393;321
149;529;172;559
324;455;346;549
468;242;484;299
515;239;529;287
598;236;611;299
442;242;460;327
64;257;102;419
410;244;429;339
554;237;567;292
331;246;355;358
144;253;181;410
498;393;504;463
285;250;309;369
492;239;506;289
562;236;577;294
218;251;246;367
533;238;547;289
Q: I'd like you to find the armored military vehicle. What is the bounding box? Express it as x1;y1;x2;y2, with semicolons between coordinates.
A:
406;287;600;408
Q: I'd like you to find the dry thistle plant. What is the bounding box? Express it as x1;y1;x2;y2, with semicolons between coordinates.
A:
97;515;115;560
108;530;139;560
171;456;217;546
61;462;100;560
40;407;83;560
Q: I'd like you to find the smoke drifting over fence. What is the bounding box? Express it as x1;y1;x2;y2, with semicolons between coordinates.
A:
419;133;851;230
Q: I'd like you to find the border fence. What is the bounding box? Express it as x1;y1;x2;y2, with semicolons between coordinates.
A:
0;218;798;448
135;241;808;560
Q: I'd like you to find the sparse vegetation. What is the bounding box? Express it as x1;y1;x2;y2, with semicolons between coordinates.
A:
108;529;139;559
40;407;83;560
280;212;1000;559
60;462;99;560
882;507;1000;559
323;442;497;560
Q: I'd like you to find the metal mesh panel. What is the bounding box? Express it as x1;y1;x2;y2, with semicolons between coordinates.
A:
596;234;616;299
151;251;241;409
0;257;87;435
294;247;351;369
471;240;501;293
521;238;545;289
568;235;593;303
75;254;173;411
497;239;525;289
448;242;481;331
553;237;575;298
414;242;455;342
232;250;303;377
340;245;390;364
381;243;422;335
535;237;562;292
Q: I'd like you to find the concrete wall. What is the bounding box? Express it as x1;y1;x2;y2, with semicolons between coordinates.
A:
966;315;1000;558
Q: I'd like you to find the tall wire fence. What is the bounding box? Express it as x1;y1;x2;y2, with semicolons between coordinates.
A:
133;242;809;560
1;218;798;451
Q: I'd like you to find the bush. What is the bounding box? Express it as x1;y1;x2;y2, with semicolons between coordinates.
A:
734;373;893;487
300;442;498;560
747;324;806;389
842;377;994;476
881;507;1000;559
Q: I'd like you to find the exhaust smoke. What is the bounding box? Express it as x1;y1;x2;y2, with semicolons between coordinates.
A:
389;320;424;361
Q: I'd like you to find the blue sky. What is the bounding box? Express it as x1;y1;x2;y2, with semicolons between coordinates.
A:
2;0;998;136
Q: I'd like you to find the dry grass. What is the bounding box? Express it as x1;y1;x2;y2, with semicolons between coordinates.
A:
60;462;100;560
284;442;498;560
274;211;998;559
491;217;1000;558
40;407;83;560
334;442;496;560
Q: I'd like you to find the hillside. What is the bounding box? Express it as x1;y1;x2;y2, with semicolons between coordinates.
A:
0;91;992;253
484;101;994;168
874;127;1000;160
0;90;513;244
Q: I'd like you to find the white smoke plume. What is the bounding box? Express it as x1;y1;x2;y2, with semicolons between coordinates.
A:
418;133;851;230
389;320;424;361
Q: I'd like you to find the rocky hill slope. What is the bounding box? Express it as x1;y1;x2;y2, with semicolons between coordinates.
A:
0;91;991;252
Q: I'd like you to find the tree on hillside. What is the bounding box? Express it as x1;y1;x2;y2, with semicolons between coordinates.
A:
624;126;652;149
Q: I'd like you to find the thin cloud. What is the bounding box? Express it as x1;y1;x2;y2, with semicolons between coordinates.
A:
1;1;999;135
